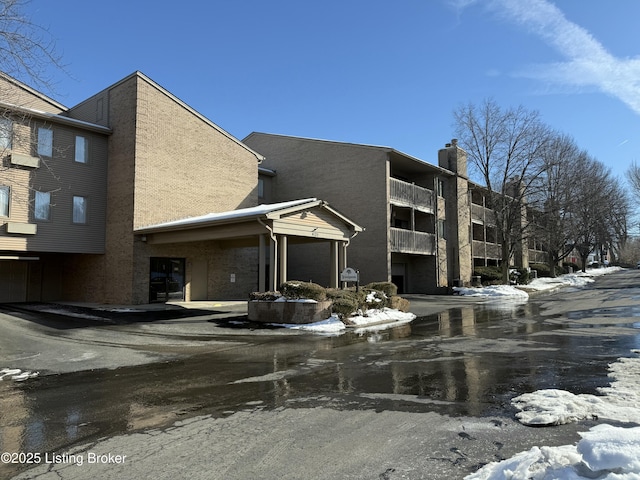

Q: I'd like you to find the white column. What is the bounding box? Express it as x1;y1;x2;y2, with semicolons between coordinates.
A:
330;241;339;288
339;241;348;288
278;235;288;286
269;235;278;291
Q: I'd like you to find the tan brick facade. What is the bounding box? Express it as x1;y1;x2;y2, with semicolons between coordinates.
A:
0;71;536;304
1;72;263;304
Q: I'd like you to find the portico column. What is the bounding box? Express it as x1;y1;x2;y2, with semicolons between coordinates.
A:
258;234;266;292
330;241;339;288
269;235;278;291
339;241;348;288
278;235;288;286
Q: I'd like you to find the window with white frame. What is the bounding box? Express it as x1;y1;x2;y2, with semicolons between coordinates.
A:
73;195;87;224
37;127;53;157
34;191;51;220
75;136;88;163
0;118;12;150
0;186;9;217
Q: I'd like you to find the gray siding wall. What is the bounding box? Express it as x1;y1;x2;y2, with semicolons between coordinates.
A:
25;123;108;253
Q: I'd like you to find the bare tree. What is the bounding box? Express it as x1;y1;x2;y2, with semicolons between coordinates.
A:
529;133;582;276
571;155;627;271
0;0;65;211
626;161;640;199
454;98;551;283
0;0;62;90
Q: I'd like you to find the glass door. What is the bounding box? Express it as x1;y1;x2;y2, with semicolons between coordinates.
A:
149;257;185;303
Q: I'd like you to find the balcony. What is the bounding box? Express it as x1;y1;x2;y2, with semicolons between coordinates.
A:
472;240;502;260
390;227;435;255
471;203;495;224
390;178;433;213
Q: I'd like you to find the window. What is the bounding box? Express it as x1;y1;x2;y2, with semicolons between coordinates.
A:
34;191;51;220
73;195;87;224
0;118;12;150
37;127;53;157
75;136;88;163
437;219;446;240
436;178;444;197
0;186;9;217
258;178;264;198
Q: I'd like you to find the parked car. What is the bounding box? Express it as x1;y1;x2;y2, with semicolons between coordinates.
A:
636;261;640;269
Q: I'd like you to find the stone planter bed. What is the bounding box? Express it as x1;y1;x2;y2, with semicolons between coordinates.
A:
248;299;333;324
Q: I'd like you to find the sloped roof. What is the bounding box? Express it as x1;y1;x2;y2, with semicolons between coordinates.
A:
70;71;265;161
135;198;363;234
243;131;455;176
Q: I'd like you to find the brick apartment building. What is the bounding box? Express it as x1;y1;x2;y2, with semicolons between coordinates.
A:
0;72;362;303
245;133;545;293
0;72;541;304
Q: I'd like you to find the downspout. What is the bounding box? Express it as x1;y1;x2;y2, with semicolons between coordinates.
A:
433;181;440;288
258;217;277;290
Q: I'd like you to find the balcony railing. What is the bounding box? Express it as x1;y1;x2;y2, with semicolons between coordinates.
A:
390;178;433;212
471;203;495;224
390;227;435;255
472;240;502;260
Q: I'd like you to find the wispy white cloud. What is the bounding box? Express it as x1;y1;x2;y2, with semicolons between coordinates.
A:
451;0;640;115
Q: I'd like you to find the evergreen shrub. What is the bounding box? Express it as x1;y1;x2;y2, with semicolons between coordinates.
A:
279;281;327;301
530;263;551;277
364;282;398;297
473;266;502;283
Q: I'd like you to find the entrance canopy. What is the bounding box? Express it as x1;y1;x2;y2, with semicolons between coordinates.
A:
134;198;364;291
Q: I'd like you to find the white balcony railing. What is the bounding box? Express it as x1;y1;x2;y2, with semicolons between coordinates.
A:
390;228;435;255
390;178;433;212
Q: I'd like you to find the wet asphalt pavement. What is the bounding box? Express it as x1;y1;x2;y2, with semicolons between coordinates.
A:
2;269;640;479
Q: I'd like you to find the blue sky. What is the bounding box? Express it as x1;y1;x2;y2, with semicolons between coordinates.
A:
26;0;640;181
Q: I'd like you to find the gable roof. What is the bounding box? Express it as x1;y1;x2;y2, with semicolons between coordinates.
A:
0;72;68;113
72;71;265;162
243;131;455;176
135;198;363;234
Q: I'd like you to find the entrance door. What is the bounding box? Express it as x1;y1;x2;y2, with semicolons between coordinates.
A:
149;257;185;303
0;261;28;302
391;262;406;294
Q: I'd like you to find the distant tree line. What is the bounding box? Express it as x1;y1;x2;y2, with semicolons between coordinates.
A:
453;98;630;282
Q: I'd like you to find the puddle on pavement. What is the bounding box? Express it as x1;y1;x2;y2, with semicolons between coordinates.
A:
1;301;639;478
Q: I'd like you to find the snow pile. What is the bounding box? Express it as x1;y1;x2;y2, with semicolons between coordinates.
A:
526;267;621;291
280;315;346;334
455;267;622;298
466;424;640;479
0;367;39;382
454;284;529;298
348;307;416;326
466;351;640;479
513;353;640;426
272;297;318;303
275;308;416;335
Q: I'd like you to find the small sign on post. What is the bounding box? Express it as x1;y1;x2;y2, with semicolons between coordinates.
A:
340;267;360;291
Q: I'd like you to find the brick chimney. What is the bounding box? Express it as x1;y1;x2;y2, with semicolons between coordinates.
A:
438;139;468;178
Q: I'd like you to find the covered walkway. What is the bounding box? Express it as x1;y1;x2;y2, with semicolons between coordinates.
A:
135;198;364;293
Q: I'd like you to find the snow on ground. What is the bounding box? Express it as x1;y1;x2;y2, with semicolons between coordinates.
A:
456;267;640;479
466;350;640;479
513;352;640;427
0;367;39;382
274;308;417;336
454;266;622;298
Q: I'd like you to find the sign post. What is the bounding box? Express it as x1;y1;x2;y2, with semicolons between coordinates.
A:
340;267;360;291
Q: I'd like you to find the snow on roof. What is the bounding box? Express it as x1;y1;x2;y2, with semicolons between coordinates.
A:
135;198;319;232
